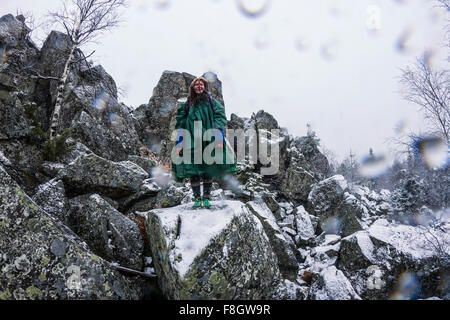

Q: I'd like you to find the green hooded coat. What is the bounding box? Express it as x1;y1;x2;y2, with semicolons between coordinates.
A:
171;78;237;183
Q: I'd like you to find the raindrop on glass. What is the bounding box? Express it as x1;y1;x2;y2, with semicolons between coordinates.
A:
108;112;120;125
236;0;271;18
54;37;69;50
0;46;8;64
154;0;170;10
389;272;422;300
396;28;414;54
394;120;407;135
295;35;311;52
93;91;111;112
358;150;390;178
321;216;342;235
366;5;382;36
203;71;219;83
320;40;339;60
415;136;448;170
151;166;172;187
254;27;270;49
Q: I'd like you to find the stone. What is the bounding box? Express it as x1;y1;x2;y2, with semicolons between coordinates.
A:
0;164;142;299
32;179;67;222
146;200;282;299
57;153;148;198
246;199;299;280
294;205;316;246
309;266;361;300
67;194;144;270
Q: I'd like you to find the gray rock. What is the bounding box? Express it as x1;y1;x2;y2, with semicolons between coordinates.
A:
338;219;450;299
308;175;364;237
127;155;157;175
57;153;148;198
0;164;142;299
294;205;316;246
146;200;282;299
309;266;361;300
32;179;67;222
67;194;144;270
246;199;299;280
0;14;30;48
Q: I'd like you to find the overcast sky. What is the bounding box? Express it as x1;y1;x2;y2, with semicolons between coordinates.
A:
2;0;448;163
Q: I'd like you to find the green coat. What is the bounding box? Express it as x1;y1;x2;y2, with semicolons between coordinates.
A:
171;98;237;182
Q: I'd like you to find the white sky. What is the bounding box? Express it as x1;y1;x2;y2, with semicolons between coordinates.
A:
1;0;448;162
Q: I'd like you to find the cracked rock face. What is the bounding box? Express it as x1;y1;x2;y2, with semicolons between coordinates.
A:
145;200;282;300
57;153;148;198
67;194;144;270
0;164;142;300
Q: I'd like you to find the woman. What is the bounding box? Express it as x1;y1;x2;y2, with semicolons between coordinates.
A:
171;77;237;209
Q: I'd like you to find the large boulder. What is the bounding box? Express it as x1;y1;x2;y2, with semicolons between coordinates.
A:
67;194;144;270
38;30;142;162
246;199;299;280
280;135;331;203
338;219;450;299
146;200;282;299
57;153;148;198
308;175;364;237
0;164;142;299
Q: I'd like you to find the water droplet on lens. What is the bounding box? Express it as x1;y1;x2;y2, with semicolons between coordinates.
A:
415;136;448;170
254;26;270;49
295;35;311;52
54;37;68;50
366;5;382;36
93;91;111;112
236;0;271;18
203;71;218;83
320;40;339;60
396;28;414;54
108;112;119;125
0;46;8;64
394;120;407;135
389;272;421;300
358;151;390;178
321;216;342;235
154;0;170;9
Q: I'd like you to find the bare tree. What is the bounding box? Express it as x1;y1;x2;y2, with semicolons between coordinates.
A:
47;0;127;140
399;54;450;142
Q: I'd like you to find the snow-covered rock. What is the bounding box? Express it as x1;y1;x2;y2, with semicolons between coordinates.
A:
294;205;315;246
146;200;282;299
246;199;299;280
309;266;361;300
338;219;450;299
308;175;364;237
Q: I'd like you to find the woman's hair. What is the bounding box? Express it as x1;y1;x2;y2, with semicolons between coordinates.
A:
188;78;209;106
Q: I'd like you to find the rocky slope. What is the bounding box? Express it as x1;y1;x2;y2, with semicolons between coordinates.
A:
0;14;448;300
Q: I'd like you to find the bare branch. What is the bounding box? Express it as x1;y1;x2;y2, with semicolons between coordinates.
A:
399;54;450;142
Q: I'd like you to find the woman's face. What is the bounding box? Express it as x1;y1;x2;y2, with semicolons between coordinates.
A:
193;80;205;95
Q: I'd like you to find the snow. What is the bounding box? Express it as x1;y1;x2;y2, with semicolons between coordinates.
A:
329;175;348;192
152;200;254;277
0;150;11;166
313;266;361;300
368;222;450;260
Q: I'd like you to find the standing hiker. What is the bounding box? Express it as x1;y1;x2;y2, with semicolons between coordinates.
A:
171;76;237;209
